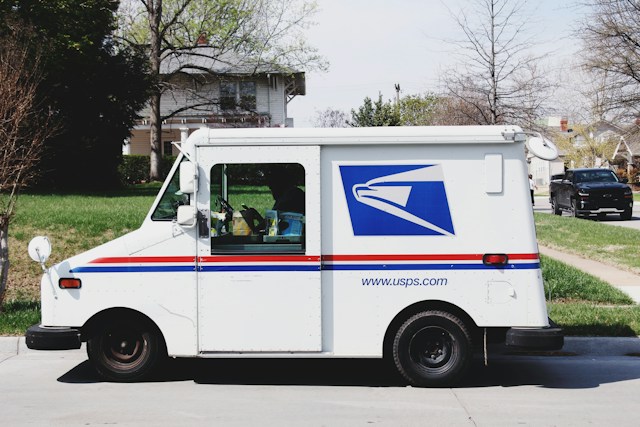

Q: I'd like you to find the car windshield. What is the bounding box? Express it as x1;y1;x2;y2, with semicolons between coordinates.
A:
574;170;618;183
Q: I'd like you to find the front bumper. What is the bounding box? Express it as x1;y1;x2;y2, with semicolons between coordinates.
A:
25;324;81;350
577;199;632;216
505;326;564;350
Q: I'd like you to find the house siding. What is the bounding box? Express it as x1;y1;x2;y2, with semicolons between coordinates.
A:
128;73;300;156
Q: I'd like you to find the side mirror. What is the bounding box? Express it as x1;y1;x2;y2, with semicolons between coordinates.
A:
28;236;52;264
177;205;197;227
179;162;196;194
621;178;629;184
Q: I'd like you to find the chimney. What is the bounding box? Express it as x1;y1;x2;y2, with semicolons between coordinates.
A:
197;33;208;46
560;117;568;132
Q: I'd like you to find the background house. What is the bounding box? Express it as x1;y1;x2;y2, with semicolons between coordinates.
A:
124;48;306;156
612;121;640;183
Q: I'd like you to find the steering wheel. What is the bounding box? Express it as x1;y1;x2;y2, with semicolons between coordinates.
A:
216;196;234;224
217;196;234;213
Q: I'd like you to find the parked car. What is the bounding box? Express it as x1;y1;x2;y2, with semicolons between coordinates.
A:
549;168;633;220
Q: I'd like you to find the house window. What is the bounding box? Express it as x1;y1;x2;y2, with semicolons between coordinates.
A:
239;82;256;110
219;81;257;111
220;82;237;111
163;141;173;156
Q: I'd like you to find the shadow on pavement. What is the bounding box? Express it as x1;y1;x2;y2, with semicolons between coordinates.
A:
57;352;640;389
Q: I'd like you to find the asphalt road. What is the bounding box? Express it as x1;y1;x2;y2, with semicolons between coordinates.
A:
534;195;640;230
2;339;640;426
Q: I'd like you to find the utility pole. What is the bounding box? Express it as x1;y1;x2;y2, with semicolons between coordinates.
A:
394;83;401;105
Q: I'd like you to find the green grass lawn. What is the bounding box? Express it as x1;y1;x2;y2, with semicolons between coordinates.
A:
1;186;639;336
534;212;640;273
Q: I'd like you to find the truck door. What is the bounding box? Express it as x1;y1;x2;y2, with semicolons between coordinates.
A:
559;170;574;207
195;146;322;352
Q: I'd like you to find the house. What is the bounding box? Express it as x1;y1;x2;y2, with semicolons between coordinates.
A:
612;121;640;183
124;47;306;156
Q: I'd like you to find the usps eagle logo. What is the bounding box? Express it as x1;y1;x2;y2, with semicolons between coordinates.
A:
339;164;455;236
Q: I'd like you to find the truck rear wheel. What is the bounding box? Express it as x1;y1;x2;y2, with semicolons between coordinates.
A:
392;310;472;387
86;316;164;382
551;196;561;215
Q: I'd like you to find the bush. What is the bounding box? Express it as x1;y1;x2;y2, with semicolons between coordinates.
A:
118;155;176;185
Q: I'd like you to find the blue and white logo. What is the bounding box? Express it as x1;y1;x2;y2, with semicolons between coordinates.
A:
339;164;455;236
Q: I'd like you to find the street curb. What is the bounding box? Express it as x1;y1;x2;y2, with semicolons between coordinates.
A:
0;337;20;354
2;336;640;357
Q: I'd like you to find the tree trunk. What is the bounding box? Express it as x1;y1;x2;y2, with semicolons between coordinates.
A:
149;92;162;181
0;219;9;308
148;0;163;182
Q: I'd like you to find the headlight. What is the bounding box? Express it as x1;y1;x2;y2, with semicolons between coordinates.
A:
624;187;632;195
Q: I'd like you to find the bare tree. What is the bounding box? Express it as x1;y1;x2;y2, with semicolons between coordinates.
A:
581;0;640;119
441;0;553;127
0;23;57;305
312;108;348;128
118;0;327;180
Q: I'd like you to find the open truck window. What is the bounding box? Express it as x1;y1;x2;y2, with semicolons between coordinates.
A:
210;163;305;254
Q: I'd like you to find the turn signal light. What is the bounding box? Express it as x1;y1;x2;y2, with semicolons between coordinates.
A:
482;254;509;266
59;278;81;289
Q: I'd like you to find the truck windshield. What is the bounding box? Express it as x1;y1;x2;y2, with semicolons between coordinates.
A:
151;158;189;221
574;170;618;183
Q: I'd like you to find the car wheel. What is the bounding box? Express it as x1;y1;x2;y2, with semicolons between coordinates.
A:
570;199;579;218
551;197;561;215
621;208;632;221
392;310;472;387
87;316;164;382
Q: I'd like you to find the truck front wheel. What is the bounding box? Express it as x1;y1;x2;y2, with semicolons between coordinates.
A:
621;208;632;220
86;317;164;382
392;310;472;387
570;199;580;218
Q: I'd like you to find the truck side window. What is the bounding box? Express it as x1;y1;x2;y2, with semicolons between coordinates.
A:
151;159;190;221
210;163;305;254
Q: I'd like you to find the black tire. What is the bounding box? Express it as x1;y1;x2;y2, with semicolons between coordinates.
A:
392;311;472;387
551;196;561;215
621;208;632;221
570;199;579;218
86;316;164;382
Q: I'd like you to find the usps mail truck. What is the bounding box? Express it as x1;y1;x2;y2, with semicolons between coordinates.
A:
26;126;562;387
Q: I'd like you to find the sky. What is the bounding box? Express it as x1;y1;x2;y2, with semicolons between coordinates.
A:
288;0;588;127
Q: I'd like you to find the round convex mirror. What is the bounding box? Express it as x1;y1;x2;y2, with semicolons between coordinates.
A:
28;236;52;263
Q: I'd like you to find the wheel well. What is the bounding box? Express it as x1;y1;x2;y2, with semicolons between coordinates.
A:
80;307;165;347
382;300;480;359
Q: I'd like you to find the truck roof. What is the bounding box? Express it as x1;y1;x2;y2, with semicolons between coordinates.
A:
184;125;526;147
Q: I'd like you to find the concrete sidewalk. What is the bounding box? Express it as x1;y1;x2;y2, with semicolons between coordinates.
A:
539;245;640;304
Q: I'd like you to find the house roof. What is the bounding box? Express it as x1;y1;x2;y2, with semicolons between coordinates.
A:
162;48;273;74
160;47;306;96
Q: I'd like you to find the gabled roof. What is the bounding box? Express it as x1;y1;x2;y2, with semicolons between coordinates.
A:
161;47;296;75
612;123;640;159
160;47;306;96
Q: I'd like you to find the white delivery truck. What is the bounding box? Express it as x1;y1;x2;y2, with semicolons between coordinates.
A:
26;126;562;387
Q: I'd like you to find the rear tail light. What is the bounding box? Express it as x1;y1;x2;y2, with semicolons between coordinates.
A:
59;278;81;289
483;253;509;266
